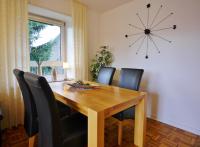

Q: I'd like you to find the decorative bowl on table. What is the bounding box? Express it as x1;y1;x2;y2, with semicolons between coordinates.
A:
67;80;99;89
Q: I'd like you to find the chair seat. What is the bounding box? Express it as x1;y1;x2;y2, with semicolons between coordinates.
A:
56;101;71;118
61;113;87;147
24;101;70;137
113;107;135;121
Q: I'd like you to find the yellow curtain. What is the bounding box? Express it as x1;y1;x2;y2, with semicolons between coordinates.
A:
0;0;29;128
72;0;88;80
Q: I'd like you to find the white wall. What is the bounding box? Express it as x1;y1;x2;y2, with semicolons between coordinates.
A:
99;0;200;135
88;9;100;61
29;0;72;15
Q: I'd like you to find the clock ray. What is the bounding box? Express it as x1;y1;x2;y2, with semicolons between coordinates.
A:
151;33;172;43
129;35;145;47
146;36;149;59
149;35;161;53
125;32;144;38
151;25;177;32
128;24;144;31
151;12;174;29
136;13;146;28
147;3;151;28
150;5;163;28
136;36;146;54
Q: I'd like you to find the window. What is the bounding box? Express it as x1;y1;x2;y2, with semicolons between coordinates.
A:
29;14;66;79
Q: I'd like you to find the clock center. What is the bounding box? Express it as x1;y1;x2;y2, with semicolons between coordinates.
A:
144;29;151;35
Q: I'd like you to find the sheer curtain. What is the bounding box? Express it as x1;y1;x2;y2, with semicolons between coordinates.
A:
0;0;29;128
72;0;88;80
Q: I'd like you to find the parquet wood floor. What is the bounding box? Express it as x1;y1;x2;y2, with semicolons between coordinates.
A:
2;118;200;147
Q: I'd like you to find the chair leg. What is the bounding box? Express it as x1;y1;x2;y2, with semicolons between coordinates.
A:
118;121;123;146
29;135;36;147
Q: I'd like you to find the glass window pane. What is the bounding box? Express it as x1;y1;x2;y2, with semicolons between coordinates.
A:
29;19;62;75
42;66;52;75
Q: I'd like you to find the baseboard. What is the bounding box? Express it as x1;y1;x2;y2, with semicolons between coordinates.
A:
147;113;200;136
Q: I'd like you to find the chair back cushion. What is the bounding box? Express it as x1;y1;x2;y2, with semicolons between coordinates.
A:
13;69;38;137
24;72;62;147
97;67;116;85
0;107;2;147
119;68;144;90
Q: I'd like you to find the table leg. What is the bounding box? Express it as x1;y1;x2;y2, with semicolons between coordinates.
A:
29;135;36;147
134;94;147;147
88;109;104;147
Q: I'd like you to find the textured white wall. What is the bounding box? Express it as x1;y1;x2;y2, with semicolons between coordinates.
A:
88;9;100;61
99;0;200;135
29;0;72;15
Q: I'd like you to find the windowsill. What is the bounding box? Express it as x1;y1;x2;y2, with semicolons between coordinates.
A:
44;74;74;83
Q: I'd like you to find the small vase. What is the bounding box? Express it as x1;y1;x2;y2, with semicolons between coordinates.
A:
52;68;57;81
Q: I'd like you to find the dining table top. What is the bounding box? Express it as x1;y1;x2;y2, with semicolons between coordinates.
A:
50;81;146;116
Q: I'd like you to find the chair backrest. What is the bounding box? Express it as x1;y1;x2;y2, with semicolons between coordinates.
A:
0;107;3;147
119;68;144;90
24;72;62;147
97;67;116;85
13;69;38;137
0;108;3;121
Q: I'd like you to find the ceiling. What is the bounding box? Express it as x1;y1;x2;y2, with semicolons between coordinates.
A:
79;0;133;12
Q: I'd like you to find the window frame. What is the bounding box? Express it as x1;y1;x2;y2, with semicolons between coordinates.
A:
29;13;66;70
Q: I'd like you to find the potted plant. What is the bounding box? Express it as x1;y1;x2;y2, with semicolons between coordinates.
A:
90;46;113;81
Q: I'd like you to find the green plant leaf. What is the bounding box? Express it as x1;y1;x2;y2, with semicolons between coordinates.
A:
90;47;113;81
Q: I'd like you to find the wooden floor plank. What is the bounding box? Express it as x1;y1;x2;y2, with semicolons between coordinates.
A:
2;118;200;147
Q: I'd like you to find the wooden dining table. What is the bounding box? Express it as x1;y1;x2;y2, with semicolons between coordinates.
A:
49;81;147;147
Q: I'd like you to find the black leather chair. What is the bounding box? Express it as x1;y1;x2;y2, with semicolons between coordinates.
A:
13;69;38;141
24;72;87;147
97;67;116;85
113;68;144;145
13;69;71;147
0;108;3;147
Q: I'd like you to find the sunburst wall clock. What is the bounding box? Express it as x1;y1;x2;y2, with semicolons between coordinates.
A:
125;3;177;59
